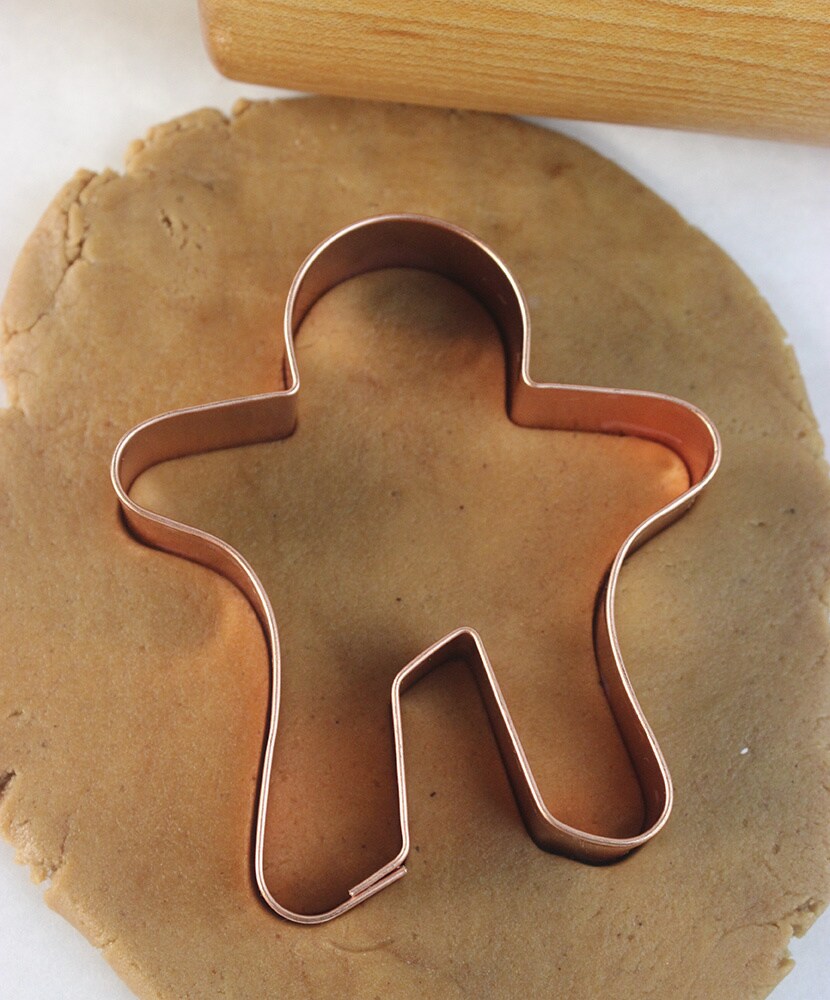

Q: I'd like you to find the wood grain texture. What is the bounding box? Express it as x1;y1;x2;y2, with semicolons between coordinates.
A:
198;0;830;142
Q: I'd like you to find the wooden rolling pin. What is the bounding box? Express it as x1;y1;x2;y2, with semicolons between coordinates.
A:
198;0;830;143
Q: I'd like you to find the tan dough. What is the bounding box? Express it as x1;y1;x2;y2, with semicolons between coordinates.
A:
0;97;827;999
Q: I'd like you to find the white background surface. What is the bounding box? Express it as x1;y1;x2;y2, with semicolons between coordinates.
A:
0;1;828;997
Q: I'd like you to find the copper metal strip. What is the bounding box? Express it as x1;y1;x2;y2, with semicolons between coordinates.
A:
111;214;721;924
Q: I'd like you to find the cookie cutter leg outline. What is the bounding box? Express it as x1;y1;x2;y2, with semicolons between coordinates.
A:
111;214;721;924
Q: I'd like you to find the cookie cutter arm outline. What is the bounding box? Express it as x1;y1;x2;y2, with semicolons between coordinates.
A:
111;214;721;924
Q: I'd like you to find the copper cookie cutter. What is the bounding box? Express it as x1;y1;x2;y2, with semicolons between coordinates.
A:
111;214;721;924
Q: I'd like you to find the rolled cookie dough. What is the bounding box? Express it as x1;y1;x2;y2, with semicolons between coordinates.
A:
0;97;827;999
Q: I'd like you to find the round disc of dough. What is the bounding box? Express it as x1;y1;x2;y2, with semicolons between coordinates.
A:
0;97;827;999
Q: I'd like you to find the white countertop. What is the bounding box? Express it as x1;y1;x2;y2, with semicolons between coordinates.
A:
0;1;828;997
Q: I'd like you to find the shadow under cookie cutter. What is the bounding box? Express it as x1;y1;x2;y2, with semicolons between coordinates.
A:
111;214;721;924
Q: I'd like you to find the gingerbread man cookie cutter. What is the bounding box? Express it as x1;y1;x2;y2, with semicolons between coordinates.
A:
111;214;721;924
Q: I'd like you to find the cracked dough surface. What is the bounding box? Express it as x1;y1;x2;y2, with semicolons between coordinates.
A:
0;97;828;999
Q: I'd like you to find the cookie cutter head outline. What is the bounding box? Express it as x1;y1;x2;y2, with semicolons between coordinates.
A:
111;214;721;925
